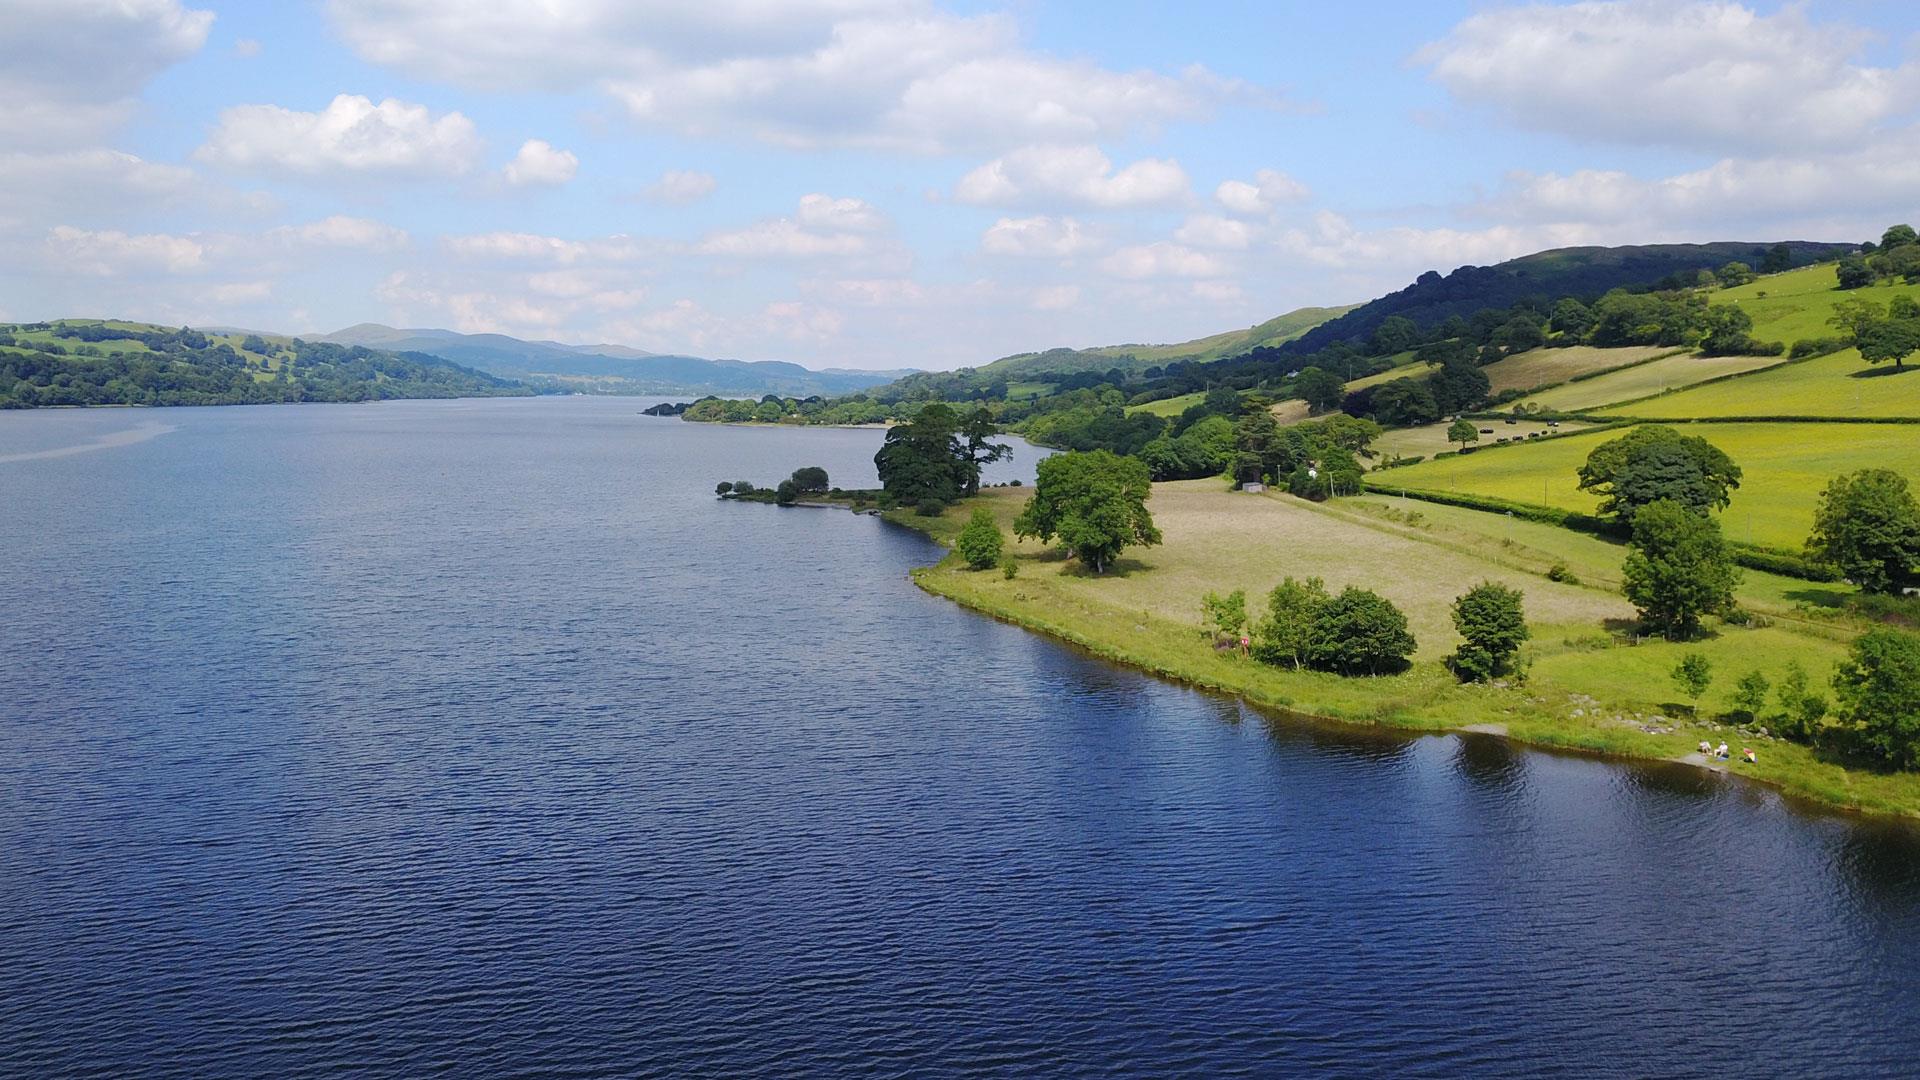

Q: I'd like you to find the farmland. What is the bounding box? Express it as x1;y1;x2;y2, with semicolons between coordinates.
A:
1375;421;1920;551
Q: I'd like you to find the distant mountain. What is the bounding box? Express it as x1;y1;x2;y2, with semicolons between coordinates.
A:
1285;241;1855;354
315;324;907;396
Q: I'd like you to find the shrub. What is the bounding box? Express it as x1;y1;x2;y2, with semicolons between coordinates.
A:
1447;582;1528;682
1773;663;1828;744
1672;653;1713;713
915;498;946;517
1731;670;1771;721
1832;629;1920;770
775;479;799;506
1308;588;1416;675
732;480;756;495
955;508;1005;570
715;481;734;496
1001;556;1019;580
1790;337;1850;360
1546;562;1579;584
1200;589;1248;646
1251;576;1330;669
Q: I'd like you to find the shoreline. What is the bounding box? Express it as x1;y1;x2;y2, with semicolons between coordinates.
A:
854;497;1920;824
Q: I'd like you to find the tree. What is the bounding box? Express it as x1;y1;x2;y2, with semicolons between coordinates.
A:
1295;367;1346;415
1013;450;1161;574
790;466;830;493
1761;243;1793;274
1715;261;1754;288
959;406;1011;495
1731;670;1771;721
1447;417;1479;451
1251;576;1330;669
774;479;799;506
1369;315;1419;356
1200;589;1248;647
875;402;972;505
1671;653;1713;714
1773;662;1829;744
1498;316;1546;353
715;481;734;496
1881;224;1918;250
1828;297;1887;341
1370;377;1440;427
1550;297;1595;338
1832;629;1920;770
1622;499;1741;640
1577;425;1741;523
1308;588;1416;675
955;508;1005;570
1837;255;1875;289
1806;469;1920;594
1699;305;1763;355
732;480;757;495
1857;318;1920;371
1448;582;1528;682
1430;357;1491;414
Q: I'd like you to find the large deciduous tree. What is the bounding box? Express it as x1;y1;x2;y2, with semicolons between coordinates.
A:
1013;450;1161;574
1833;629;1920;770
875;402;973;506
1577;425;1741;523
1806;469;1920;594
1621;499;1741;640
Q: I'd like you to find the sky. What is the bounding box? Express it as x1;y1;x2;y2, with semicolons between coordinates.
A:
4;1;1918;370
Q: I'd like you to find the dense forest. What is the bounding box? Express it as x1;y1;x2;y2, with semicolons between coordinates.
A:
0;321;528;408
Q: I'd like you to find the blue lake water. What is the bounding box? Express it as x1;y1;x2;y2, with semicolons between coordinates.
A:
2;396;1917;1077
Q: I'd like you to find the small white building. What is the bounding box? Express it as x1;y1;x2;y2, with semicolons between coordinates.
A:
1242;482;1266;493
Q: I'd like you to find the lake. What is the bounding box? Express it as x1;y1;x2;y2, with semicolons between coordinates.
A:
2;396;1917;1077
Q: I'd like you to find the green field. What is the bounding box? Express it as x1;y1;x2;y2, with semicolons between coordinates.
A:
1518;351;1790;413
1373;418;1595;462
1378;421;1920;550
1716;262;1920;344
1128;390;1204;417
1598;348;1920;419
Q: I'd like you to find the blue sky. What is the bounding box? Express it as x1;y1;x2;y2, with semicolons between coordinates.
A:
5;1;1918;369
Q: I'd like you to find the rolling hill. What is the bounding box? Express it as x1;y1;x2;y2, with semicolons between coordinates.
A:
984;304;1361;378
1;319;527;408
1286;241;1855;355
317;324;911;397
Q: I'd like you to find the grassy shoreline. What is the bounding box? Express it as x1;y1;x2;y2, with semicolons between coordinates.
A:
841;485;1920;822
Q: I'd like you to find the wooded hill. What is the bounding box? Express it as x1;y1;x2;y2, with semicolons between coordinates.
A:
0;319;528;408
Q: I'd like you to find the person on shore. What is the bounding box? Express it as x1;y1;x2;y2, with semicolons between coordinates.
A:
1716;742;1730;760
1698;740;1713;757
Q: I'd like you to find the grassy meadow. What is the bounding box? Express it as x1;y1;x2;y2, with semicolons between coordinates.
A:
1376;421;1920;551
1372;417;1595;462
1518;351;1794;413
898;482;1920;818
1597;349;1920;419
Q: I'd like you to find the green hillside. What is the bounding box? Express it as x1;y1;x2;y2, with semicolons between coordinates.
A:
996;303;1362;374
0;319;528;408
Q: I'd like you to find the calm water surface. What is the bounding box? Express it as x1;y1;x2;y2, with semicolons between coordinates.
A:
2;397;1917;1077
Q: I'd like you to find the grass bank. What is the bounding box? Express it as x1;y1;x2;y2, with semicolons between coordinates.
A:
875;481;1920;820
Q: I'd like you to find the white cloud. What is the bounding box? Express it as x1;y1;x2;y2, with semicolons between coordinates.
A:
0;151;198;217
233;38;261;58
796;194;886;232
1418;1;1920;153
1031;285;1080;310
955;145;1188;209
1274;210;1601;272
0;0;213;148
325;1;1254;154
267;215;410;251
45;225;207;275
697;220;875;258
807;278;928;307
1098;242;1224;280
443;232;657;264
1215;168;1309;215
1190;281;1244;304
641;169;717;203
207;280;272;303
981;215;1095;257
503;139;579;186
197;94;483;177
1174;213;1253;250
